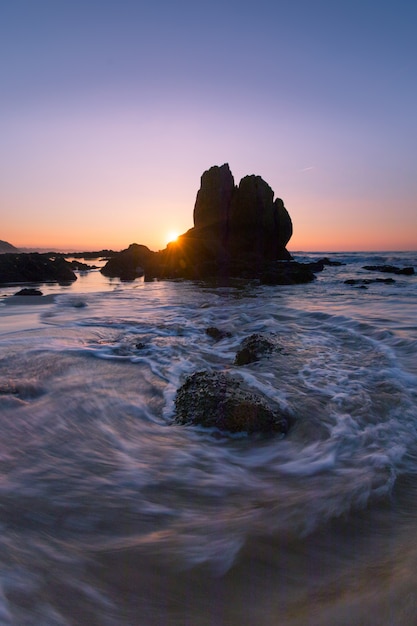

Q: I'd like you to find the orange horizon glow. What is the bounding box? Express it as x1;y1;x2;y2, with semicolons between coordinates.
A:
4;210;417;253
2;183;416;254
5;232;417;254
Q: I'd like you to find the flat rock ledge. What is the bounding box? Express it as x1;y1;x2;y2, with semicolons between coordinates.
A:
174;370;291;435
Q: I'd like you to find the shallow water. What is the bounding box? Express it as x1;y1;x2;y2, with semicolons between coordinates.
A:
0;251;416;625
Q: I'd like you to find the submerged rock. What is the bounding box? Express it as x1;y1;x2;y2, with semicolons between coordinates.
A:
363;265;414;275
174;370;291;434
205;327;232;341
319;257;344;267
234;333;276;365
345;278;395;286
305;257;344;272
14;288;43;296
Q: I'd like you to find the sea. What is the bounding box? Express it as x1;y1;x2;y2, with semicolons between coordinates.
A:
0;250;416;626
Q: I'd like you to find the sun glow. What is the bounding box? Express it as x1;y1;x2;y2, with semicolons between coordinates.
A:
166;231;179;245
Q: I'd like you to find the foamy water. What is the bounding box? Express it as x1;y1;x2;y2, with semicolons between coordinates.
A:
0;252;416;625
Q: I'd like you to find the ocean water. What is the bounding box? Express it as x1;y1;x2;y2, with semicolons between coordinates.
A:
0;251;416;625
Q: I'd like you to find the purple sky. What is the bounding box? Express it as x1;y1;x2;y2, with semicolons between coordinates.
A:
1;0;416;251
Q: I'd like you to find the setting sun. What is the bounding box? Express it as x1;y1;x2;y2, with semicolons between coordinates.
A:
166;231;179;245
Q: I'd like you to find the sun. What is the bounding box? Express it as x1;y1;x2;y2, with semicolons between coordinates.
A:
166;231;179;245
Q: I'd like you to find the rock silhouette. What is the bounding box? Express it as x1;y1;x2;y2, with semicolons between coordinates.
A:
0;253;77;284
168;164;293;277
101;244;155;280
102;163;314;283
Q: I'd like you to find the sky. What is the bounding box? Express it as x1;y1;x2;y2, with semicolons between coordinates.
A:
1;0;416;252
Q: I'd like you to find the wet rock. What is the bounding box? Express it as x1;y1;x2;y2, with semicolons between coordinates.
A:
14;288;43;296
68;249;117;260
319;257;344;266
305;260;325;272
68;260;98;271
260;261;316;285
345;278;395;285
174;371;290;434
0;253;77;284
305;257;344;272
363;265;414;275
205;327;232;341
101;243;155;280
234;333;275;365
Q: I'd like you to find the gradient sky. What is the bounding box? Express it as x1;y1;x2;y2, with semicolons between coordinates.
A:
1;0;416;252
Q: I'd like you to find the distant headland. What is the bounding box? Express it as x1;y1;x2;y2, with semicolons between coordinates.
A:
0;240;19;254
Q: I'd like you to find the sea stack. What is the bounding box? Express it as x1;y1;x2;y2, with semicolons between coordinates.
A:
102;163;314;283
192;164;293;266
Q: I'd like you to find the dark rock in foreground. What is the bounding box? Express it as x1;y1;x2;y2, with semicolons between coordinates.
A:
0;253;77;284
235;333;276;365
363;265;414;275
174;370;291;434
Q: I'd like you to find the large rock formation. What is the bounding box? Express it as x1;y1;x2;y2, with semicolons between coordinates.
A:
102;163;314;283
185;164;293;273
